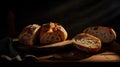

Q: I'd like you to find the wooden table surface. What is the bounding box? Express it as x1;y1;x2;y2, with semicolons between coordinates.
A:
14;39;120;63
36;41;120;62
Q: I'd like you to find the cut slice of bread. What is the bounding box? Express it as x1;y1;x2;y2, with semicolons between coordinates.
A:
19;24;41;46
72;33;101;53
40;22;68;44
83;26;116;43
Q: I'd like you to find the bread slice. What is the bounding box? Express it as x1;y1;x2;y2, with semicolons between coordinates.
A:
40;22;68;44
83;26;116;43
72;33;101;53
19;24;41;46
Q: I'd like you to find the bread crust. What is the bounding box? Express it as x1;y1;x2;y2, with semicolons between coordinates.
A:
83;26;116;43
19;24;41;46
72;33;101;53
40;22;68;44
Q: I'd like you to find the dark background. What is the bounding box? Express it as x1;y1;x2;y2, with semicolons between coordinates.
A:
1;0;120;42
0;0;120;65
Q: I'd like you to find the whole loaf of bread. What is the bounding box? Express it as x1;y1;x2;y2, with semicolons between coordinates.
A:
18;24;41;46
40;22;68;44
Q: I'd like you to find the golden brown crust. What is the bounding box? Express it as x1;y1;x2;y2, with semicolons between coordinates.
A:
72;33;102;53
19;24;41;46
40;22;68;44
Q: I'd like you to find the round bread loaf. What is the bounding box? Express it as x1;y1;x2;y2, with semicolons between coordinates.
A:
83;26;116;43
19;24;41;46
40;22;68;44
72;33;102;53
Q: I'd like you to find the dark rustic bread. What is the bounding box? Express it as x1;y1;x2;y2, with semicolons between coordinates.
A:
72;33;102;53
40;22;68;44
18;24;41;46
83;26;116;43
